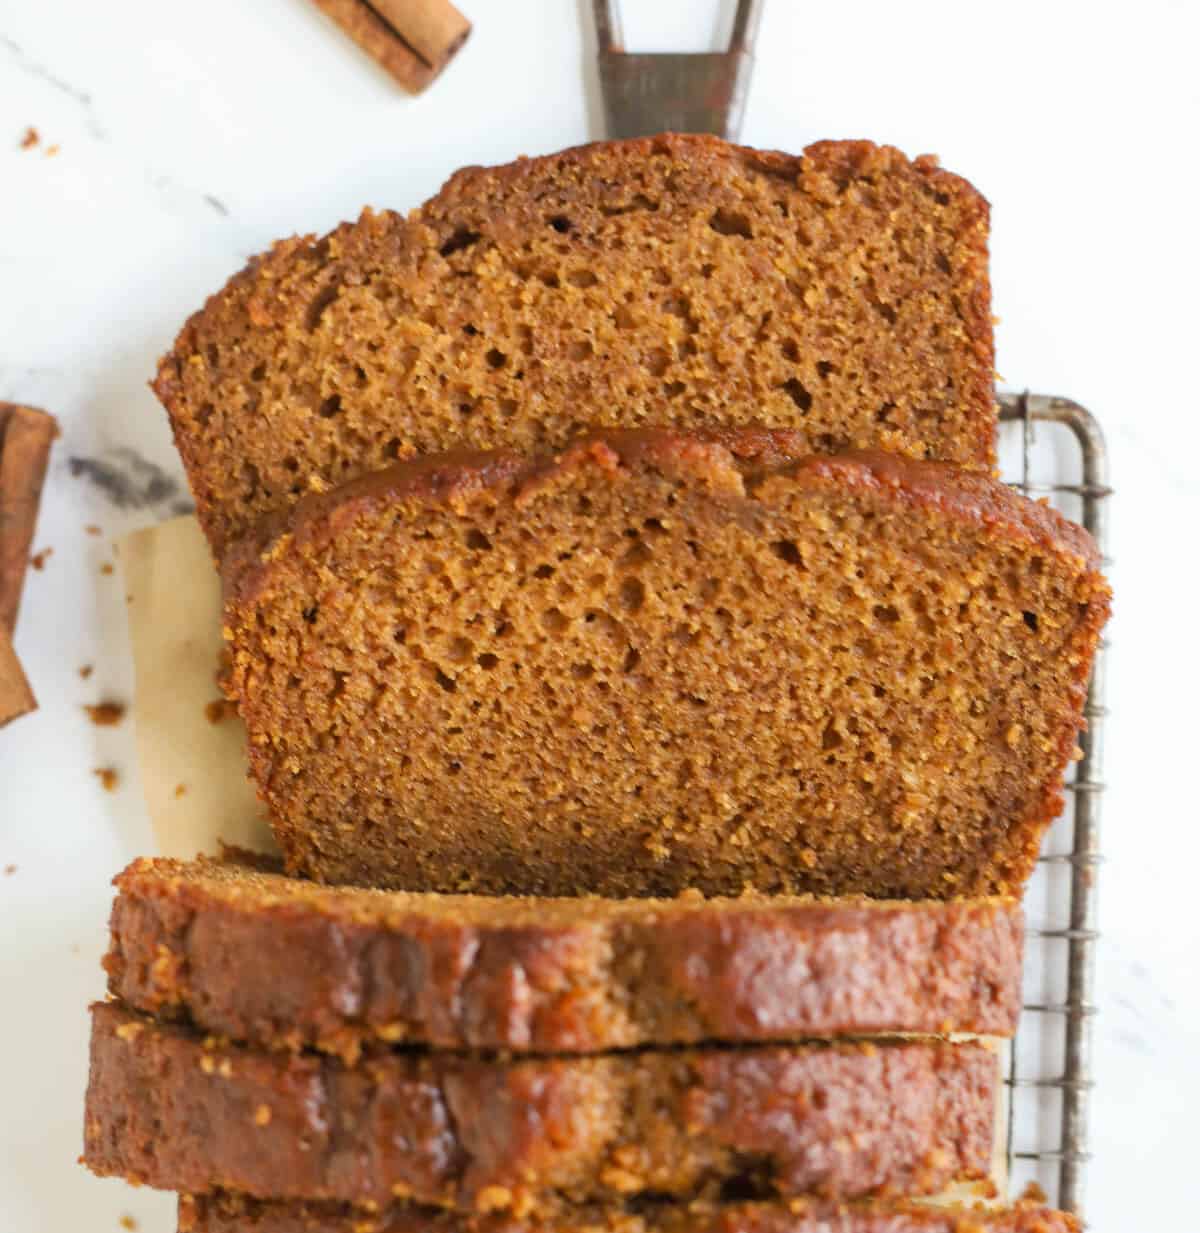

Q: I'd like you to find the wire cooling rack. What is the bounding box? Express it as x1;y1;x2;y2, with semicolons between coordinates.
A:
997;393;1111;1218
589;6;1111;1217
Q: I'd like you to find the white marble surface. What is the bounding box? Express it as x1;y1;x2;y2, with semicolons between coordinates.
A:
0;2;1196;1229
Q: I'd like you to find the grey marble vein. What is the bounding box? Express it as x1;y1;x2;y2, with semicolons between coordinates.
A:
0;33;106;138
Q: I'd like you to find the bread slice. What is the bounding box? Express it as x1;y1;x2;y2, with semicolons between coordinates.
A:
104;853;1023;1060
223;429;1109;900
154;135;995;558
179;1193;1080;1233
84;1001;996;1209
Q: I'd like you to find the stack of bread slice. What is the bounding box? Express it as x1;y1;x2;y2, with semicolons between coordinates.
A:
82;135;1108;1233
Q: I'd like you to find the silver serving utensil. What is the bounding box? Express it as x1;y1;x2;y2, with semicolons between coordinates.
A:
592;0;763;141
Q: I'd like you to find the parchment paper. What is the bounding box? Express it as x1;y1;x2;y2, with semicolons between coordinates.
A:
120;515;277;859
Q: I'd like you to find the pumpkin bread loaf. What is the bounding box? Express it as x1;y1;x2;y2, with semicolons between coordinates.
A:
155;135;995;558
222;428;1109;900
179;1194;1080;1233
104;853;1023;1059
84;1001;996;1209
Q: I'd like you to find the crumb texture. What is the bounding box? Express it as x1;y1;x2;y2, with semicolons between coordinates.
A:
84;1002;996;1209
155;135;995;557
103;854;1024;1058
179;1193;1080;1233
223;430;1109;900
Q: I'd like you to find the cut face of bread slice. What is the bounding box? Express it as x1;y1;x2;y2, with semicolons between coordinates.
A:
85;1001;997;1209
178;1194;1080;1233
154;134;995;557
223;429;1109;900
104;853;1024;1060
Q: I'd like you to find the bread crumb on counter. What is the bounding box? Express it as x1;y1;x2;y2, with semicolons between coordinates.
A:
205;698;237;724
85;701;126;727
93;767;119;792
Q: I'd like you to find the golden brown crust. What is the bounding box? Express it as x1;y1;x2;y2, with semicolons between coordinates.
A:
179;1193;1081;1233
155;135;995;559
223;430;1098;615
84;1002;997;1209
222;428;1109;900
104;854;1023;1059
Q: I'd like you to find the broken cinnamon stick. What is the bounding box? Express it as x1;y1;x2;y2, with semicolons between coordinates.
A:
0;627;35;728
310;0;471;93
0;402;58;635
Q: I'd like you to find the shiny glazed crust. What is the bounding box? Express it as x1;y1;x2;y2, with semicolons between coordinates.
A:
104;853;1024;1059
84;1002;997;1209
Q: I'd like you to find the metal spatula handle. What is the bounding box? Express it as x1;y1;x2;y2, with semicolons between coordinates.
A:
593;0;764;142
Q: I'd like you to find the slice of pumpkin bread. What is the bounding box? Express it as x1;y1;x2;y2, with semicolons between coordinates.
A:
155;134;995;558
178;1194;1080;1233
84;1001;997;1209
104;852;1024;1059
222;428;1109;900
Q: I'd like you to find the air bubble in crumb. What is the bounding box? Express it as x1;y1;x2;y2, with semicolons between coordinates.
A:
85;701;126;727
94;767;119;792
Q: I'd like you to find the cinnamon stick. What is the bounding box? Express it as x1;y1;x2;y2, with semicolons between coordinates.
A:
0;402;58;635
0;627;34;728
310;0;471;93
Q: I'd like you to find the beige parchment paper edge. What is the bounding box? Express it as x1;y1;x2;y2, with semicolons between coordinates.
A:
119;514;277;860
